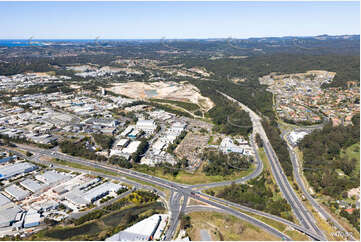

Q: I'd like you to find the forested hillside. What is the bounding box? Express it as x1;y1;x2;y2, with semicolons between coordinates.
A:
299;114;360;198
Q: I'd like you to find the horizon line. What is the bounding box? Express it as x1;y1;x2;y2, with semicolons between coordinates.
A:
0;34;359;41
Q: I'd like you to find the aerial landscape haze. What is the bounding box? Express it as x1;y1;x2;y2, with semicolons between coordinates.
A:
0;1;359;241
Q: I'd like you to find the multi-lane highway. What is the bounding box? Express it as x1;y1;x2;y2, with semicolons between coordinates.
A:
282;129;355;241
164;192;188;240
218;91;327;240
1;94;336;241
3;144;298;241
197;191;324;240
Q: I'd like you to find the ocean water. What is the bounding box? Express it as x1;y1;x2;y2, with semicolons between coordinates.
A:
0;39;165;47
0;40;44;47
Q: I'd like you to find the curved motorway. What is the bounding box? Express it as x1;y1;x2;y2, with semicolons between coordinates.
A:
218;91;327;240
282;129;355;241
4;144;294;241
1;94;336;241
184;205;292;241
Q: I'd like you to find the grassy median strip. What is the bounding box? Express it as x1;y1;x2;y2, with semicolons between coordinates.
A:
228;205;310;241
50;158;166;191
186;211;279;241
134;163;255;185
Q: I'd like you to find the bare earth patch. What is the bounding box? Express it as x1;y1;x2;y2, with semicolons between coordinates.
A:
106;81;214;111
187;211;279;241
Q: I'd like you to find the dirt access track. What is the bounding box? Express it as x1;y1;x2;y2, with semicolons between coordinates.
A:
106;81;214;111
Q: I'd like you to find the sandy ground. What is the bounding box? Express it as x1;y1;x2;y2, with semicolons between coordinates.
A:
106;81;214;111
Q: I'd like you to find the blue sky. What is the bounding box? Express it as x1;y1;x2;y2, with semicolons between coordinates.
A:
0;1;359;39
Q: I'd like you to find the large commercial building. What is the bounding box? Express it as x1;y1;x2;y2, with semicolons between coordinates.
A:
168;122;186;135
122;141;141;154
35;170;70;185
0;162;37;180
65;182;124;207
120;126;134;137
83;182;123;203
136;120;157;134
0;203;22;228
152;140;166;155
219;137;244;154
114;139;129;149
0;156;16;164
20;178;46;194
4;185;30;201
23;209;41;228
106;214;168;241
0;193;11;207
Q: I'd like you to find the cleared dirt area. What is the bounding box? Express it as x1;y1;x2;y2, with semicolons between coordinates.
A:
175;132;209;169
187;211;279;241
106;81;214;111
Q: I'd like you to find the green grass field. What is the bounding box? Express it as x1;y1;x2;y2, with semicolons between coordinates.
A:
186;211;279;241
341;142;360;178
135;162;255;185
151;98;200;112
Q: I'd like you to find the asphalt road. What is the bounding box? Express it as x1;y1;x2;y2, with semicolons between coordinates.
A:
190;133;264;190
5;144;296;241
164;192;183;240
218;91;326;240
198;191;324;240
1;94;331;241
282;129;355;241
0;88;342;240
184;202;292;241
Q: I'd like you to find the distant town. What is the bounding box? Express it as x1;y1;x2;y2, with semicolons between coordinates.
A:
0;33;359;241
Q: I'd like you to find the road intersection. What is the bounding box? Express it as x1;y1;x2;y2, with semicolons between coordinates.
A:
1;95;340;241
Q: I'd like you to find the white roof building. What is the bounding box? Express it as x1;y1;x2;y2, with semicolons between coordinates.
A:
83;182;123;203
136;119;157;133
0;193;11;207
0;203;22;228
219;137;244;154
128;129;141;138
35;171;70;185
152;140;166;155
114;139;129;148
65;182;123;207
23;209;41;228
106;214;168;241
0;162;37;180
121;126;134;137
122;141;141;154
20;178;46;194
4;185;30;201
168;122;186;135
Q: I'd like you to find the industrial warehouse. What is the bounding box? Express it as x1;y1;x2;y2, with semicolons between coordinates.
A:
106;214;169;241
0;151;129;237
